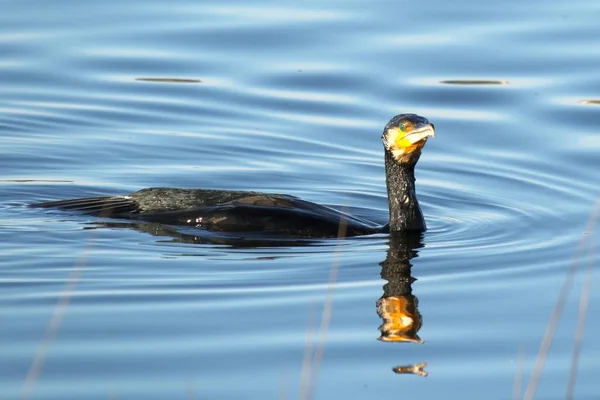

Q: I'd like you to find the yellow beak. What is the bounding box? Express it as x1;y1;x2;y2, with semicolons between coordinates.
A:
401;123;435;145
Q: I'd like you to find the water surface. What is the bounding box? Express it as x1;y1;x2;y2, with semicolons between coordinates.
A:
1;1;599;399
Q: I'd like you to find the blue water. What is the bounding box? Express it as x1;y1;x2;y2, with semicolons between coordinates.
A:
1;1;599;399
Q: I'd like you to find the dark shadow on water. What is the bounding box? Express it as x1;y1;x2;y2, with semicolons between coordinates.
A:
440;79;508;85
135;77;202;83
84;221;326;248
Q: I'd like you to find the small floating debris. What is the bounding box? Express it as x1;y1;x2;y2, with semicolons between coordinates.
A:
440;80;509;85
393;362;428;377
580;99;600;105
135;77;202;83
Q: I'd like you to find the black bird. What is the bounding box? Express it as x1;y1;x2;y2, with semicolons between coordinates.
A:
31;114;434;238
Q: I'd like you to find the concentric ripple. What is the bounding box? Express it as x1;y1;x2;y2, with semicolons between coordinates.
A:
2;0;600;399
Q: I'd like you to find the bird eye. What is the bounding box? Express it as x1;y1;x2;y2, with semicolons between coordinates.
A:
400;123;407;132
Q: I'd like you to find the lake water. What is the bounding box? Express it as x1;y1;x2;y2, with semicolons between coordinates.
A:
1;1;599;399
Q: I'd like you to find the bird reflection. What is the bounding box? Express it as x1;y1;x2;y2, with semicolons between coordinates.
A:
83;221;428;375
378;232;427;376
378;232;423;343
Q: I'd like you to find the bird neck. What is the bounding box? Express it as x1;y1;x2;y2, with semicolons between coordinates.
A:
384;151;426;232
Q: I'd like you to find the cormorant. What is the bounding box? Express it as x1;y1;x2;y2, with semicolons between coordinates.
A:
31;114;434;238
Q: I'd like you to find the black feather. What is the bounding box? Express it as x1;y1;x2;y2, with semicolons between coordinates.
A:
30;196;139;217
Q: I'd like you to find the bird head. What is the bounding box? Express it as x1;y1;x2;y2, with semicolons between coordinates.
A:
382;114;435;166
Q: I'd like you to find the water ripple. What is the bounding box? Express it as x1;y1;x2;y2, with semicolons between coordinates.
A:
2;0;600;399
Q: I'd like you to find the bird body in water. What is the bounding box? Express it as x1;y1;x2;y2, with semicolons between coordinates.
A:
31;114;434;238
